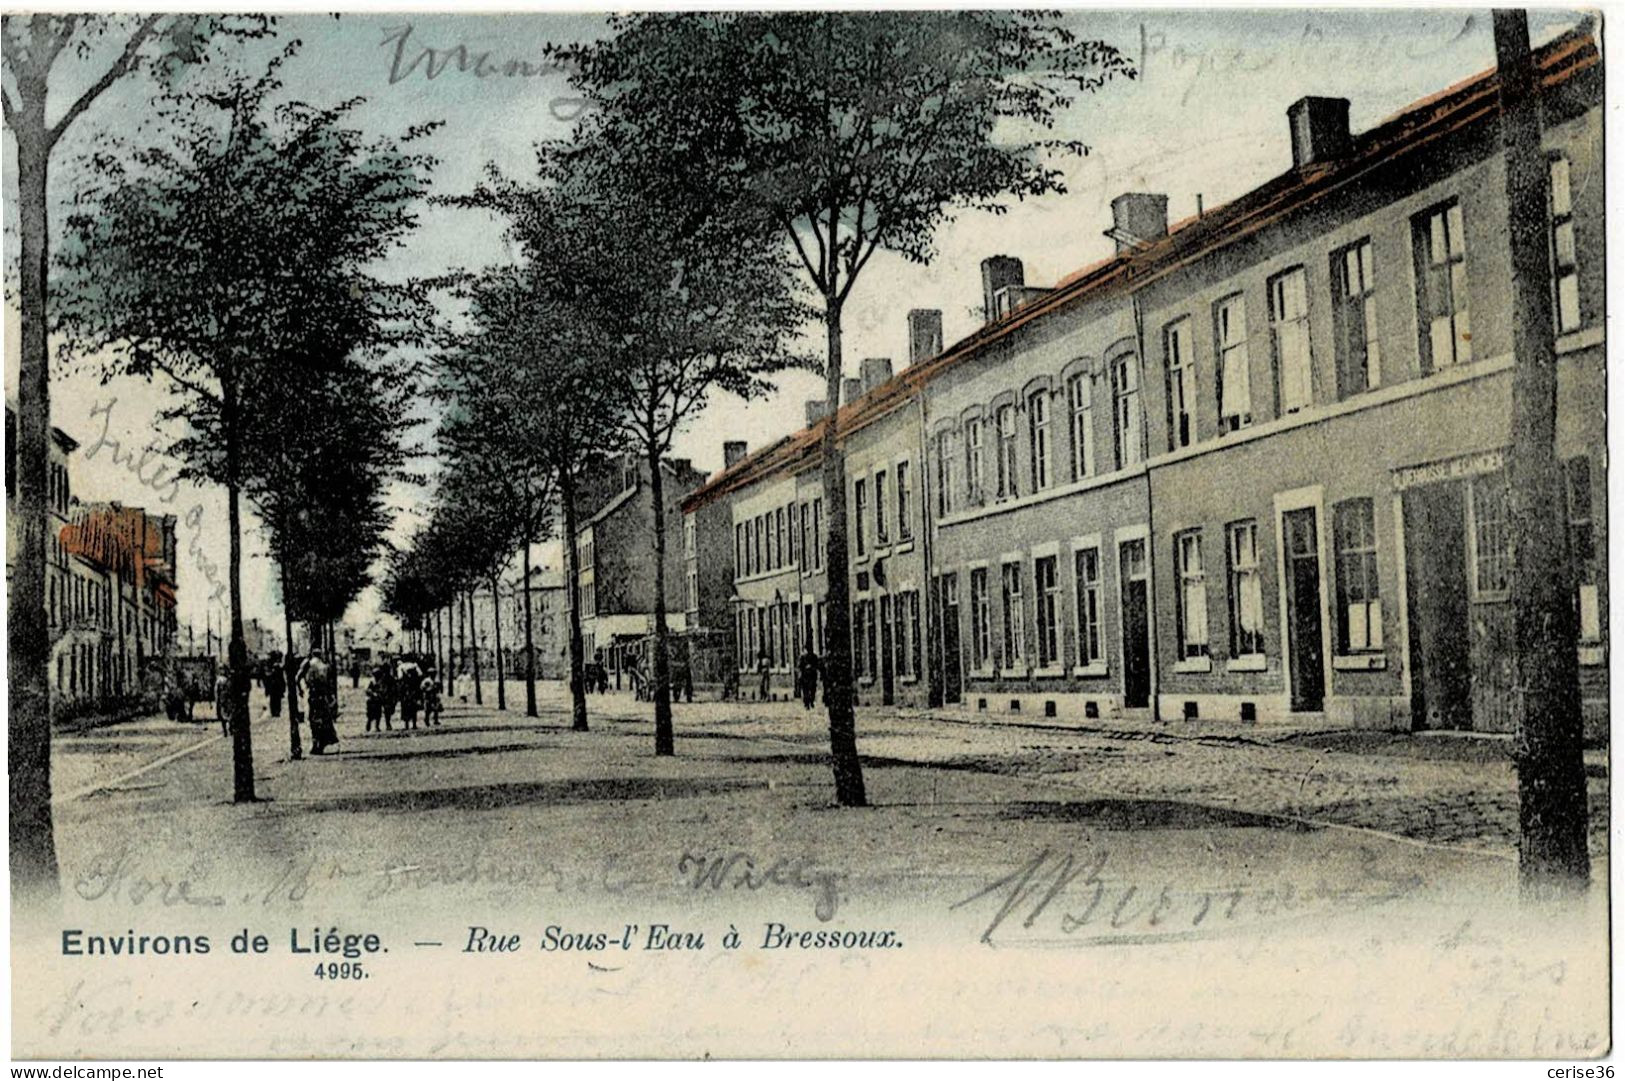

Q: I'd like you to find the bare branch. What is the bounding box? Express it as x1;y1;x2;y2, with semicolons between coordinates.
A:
47;14;163;149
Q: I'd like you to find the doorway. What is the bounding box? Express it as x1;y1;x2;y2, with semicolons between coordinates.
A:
939;573;963;705
1119;538;1150;709
1403;481;1473;730
1281;507;1326;712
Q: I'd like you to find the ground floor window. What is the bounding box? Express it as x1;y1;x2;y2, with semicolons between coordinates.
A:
1000;561;1025;668
970;568;991;670
1227;520;1265;658
1035;555;1059;668
1074;547;1103;666
1175;529;1209;659
1334;499;1382;652
1468;473;1512;601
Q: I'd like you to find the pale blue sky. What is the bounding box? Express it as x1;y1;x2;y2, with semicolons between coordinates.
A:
3;9;1587;635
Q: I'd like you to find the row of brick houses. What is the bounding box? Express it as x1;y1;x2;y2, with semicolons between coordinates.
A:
681;28;1605;736
6;406;180;712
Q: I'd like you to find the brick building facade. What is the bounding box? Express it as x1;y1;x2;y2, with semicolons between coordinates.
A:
684;28;1604;735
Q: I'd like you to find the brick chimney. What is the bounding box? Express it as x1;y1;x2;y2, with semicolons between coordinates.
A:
805;400;828;425
842;377;863;405
1109;193;1169;254
981;256;1024;323
723;441;748;468
907;309;943;365
861;357;893;393
1287;96;1351;168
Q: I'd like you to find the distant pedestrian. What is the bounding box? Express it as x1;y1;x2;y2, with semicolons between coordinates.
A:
397;658;423;728
374;660;397;728
675;653;694;703
261;654;286;719
349;657;362;689
797;648;822;711
757;650;772;701
299;652;340;754
213;666;232;737
421;673;442;726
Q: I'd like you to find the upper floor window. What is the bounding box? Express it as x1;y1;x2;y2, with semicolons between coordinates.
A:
1332;238;1380;398
1110;352;1142;470
684;515;696;556
934;431;955;518
1067;372;1095;481
873;469;889;545
734;523;744;579
965;419;986;505
853;478;867;556
1163;317;1195;450
1028;390;1051;490
766;509;778;570
896;461;913;541
1214;295;1252;432
798;503;811;571
1175;529;1209;659
995;404;1019;500
1549;154;1581;333
812;497;824;571
785;501;797;564
1413;200;1471;371
1269;267;1313;414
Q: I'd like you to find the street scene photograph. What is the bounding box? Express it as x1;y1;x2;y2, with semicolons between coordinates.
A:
2;6;1612;1062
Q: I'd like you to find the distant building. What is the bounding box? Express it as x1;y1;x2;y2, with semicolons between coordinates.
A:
568;452;707;683
7;405;179;712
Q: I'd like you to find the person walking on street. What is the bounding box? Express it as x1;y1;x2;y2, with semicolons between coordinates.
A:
261;654;286;719
757;650;772;702
213;665;232;738
797;647;822;711
298;651;341;754
375;659;397;728
397;657;423;729
349;657;362;689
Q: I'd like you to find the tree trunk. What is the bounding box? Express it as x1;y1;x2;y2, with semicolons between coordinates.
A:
491;572;507;711
280;556;301;761
8;92;60;902
648;444;674;755
223;390;256;803
1493;9;1589;897
820;298;866;806
521;543;538;717
560;468;588;731
469;589;483;705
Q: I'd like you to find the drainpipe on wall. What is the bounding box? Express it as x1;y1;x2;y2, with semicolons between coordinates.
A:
917;386;942;709
1130;288;1162;723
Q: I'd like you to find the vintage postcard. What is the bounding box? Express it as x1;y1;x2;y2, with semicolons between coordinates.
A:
2;7;1611;1062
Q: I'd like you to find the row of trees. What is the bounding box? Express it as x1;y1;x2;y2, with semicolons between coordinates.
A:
390;11;1133;802
7;17;439;897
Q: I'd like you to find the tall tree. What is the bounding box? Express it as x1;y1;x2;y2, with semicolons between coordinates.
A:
560;12;1131;798
2;11;269;900
433;246;623;731
1492;8;1589;895
478;148;805;754
56;53;438;801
